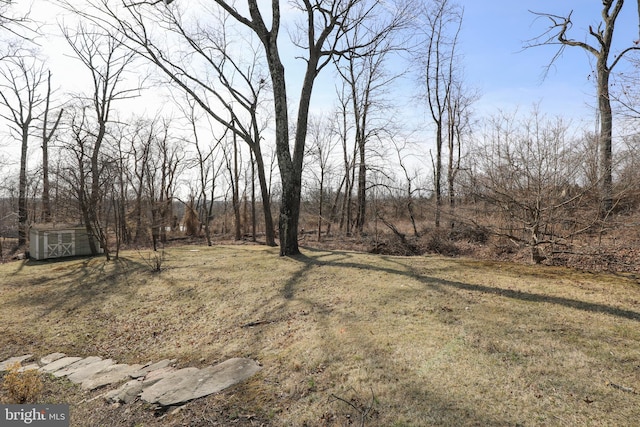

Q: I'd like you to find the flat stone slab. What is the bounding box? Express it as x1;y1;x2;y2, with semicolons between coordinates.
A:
81;363;144;390
140;358;262;406
40;356;82;373
104;380;144;404
0;355;33;371
54;356;106;378
141;366;177;387
130;359;176;379
66;359;116;383
41;352;66;365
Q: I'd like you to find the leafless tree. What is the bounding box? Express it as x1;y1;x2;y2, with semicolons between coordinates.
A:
144;119;183;251
445;79;476;229
0;50;47;247
122;118;153;243
222;117;243;241
61;22;141;258
0;0;38;48
305;114;339;242
528;1;640;215
180;98;224;246
333;7;408;234
464;107;594;263
392;138;423;237
60;0;278;247
40;70;64;223
416;0;463;228
334;84;357;235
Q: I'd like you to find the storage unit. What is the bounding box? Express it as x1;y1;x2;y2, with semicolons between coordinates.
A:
29;226;101;260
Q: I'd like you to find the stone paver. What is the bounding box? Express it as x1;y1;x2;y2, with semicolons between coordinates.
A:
1;353;261;408
0;354;33;371
39;356;82;373
81;363;144;390
141;365;177;386
41;352;66;365
66;359;115;383
130;359;176;379
19;363;40;372
53;356;104;378
140;358;262;406
104;380;144;404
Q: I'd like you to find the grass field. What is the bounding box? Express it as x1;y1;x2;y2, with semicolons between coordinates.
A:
1;244;639;426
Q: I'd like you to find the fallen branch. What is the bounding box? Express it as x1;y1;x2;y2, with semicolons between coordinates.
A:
240;319;275;328
608;382;638;395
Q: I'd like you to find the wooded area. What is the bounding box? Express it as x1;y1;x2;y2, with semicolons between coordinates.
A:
1;0;639;270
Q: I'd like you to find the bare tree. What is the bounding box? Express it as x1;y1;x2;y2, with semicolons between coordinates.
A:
305;114;339;241
62;22;141;257
144;120;183;251
60;0;278;247
392;138;423;237
334;84;357;235
124;118;153;243
416;0;463;228
222;117;243;241
41;70;64;223
528;1;640;215
333;9;407;234
445;79;476;229
0;51;47;247
465;108;593;263
181;99;224;246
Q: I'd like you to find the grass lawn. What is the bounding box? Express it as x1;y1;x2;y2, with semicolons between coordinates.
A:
1;244;639;426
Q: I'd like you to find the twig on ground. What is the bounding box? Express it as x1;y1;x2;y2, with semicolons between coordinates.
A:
329;386;377;427
608;382;638;394
240;319;276;328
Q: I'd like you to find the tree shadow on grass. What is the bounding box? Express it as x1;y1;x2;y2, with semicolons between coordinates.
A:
7;256;151;317
281;249;357;299
293;247;640;322
281;248;525;426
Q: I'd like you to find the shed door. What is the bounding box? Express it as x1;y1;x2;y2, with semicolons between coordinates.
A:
47;232;75;258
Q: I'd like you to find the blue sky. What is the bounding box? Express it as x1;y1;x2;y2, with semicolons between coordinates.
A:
457;0;639;123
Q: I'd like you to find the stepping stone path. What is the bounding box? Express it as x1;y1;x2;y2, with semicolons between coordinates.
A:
0;353;261;407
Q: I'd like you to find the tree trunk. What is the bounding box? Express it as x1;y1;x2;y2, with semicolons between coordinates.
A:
317;170;324;242
232;132;242;240
258;24;300;255
597;59;613;215
435;123;443;228
356;141;366;233
250;151;257;242
252;143;276;246
17;123;29;247
278;166;302;255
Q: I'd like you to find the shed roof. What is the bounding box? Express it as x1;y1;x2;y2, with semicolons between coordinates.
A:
30;223;86;231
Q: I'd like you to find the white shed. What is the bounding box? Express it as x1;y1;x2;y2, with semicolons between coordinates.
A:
29;225;101;260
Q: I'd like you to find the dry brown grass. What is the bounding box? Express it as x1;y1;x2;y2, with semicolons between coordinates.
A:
1;244;640;426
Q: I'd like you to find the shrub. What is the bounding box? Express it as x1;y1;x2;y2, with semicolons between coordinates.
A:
449;223;490;244
1;362;43;404
424;230;460;256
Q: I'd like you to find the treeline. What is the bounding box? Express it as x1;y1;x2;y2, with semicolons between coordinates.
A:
0;0;639;263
